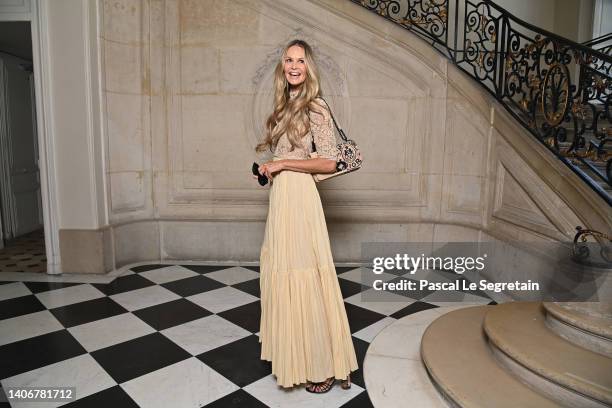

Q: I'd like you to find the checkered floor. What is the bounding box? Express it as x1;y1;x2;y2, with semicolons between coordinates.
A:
0;264;493;408
0;230;46;273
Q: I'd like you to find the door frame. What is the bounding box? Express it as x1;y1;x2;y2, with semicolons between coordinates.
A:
0;0;61;274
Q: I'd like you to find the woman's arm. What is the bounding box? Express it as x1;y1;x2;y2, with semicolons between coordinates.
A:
259;158;335;179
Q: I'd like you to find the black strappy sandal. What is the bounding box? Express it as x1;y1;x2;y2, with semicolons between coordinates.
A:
341;374;351;390
305;377;335;394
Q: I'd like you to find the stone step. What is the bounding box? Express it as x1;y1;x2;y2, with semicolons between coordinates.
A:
421;305;562;408
484;302;612;407
543;302;612;357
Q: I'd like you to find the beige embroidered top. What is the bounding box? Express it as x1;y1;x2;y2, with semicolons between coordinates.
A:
272;93;337;160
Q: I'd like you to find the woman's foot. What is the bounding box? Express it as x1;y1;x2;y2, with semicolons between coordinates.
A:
341;374;351;389
305;377;335;393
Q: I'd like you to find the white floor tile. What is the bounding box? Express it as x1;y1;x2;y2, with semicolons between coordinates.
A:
204;266;260;286
352;317;397;343
34;284;106;309
0;310;63;346
337;267;395;287
364;354;447;408
187;286;258;313
366;308;442;360
364;306;483;408
109;286;181;311
243;374;363;408
0;282;32;302
121;357;238;408
0;354;116;408
344;289;416;316
161;315;251;356
421;290;491;305
138;265;199;284
68;313;156;352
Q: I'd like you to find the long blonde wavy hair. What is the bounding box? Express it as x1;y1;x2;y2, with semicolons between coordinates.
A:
256;40;325;153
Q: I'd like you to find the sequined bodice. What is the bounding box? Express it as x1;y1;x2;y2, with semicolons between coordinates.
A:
272;95;338;161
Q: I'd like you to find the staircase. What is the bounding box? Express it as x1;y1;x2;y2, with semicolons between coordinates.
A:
421;302;612;407
350;0;612;205
343;1;612;406
544;302;612;358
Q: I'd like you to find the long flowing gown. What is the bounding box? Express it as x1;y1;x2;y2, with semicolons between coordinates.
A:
258;96;359;388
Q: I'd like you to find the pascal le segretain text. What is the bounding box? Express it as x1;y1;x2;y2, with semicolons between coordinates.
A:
372;279;540;293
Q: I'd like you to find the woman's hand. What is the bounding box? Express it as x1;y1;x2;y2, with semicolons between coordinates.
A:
259;160;285;180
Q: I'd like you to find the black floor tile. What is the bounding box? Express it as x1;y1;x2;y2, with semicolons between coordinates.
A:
204;389;268;407
350;337;370;389
21;282;83;293
50;297;127;328
91;332;190;383
0;330;86;379
133;298;212;331
62;385;139;408
0;294;46;320
129;264;167;273
92;274;156;296
181;265;232;274
232;279;260;298
197;335;271;387
0;385;8;407
335;267;359;274
161;274;225;297
390;301;439;319
338;279;366;299
343;303;386;334
217;301;261;333
0;263;405;408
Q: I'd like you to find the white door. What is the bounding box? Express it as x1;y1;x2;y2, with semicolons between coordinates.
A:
0;53;43;240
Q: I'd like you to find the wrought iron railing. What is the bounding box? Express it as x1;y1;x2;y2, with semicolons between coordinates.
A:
583;33;612;56
573;226;612;268
351;0;612;205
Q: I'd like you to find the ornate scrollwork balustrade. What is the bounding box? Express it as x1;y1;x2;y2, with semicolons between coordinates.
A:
572;226;612;268
352;0;612;205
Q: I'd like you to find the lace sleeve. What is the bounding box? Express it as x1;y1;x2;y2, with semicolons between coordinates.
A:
310;99;338;160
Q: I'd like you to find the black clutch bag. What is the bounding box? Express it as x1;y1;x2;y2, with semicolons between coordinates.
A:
252;162;268;186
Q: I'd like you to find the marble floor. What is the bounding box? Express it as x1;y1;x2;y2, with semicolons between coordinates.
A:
0;264;494;408
0;230;46;274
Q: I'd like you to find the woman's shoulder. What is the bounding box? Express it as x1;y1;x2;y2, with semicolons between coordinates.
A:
313;96;327;107
310;97;330;121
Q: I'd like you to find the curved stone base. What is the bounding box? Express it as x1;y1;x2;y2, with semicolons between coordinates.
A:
421;305;562;408
490;340;608;408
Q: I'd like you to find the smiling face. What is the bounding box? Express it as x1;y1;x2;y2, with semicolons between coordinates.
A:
283;45;307;89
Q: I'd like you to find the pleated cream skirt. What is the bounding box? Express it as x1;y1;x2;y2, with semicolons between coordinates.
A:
259;169;359;388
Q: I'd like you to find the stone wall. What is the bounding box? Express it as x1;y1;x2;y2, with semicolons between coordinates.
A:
75;0;610;275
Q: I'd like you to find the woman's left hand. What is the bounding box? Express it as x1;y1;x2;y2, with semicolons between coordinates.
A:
259;160;285;180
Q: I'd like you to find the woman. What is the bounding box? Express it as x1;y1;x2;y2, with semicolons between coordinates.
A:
255;39;359;393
